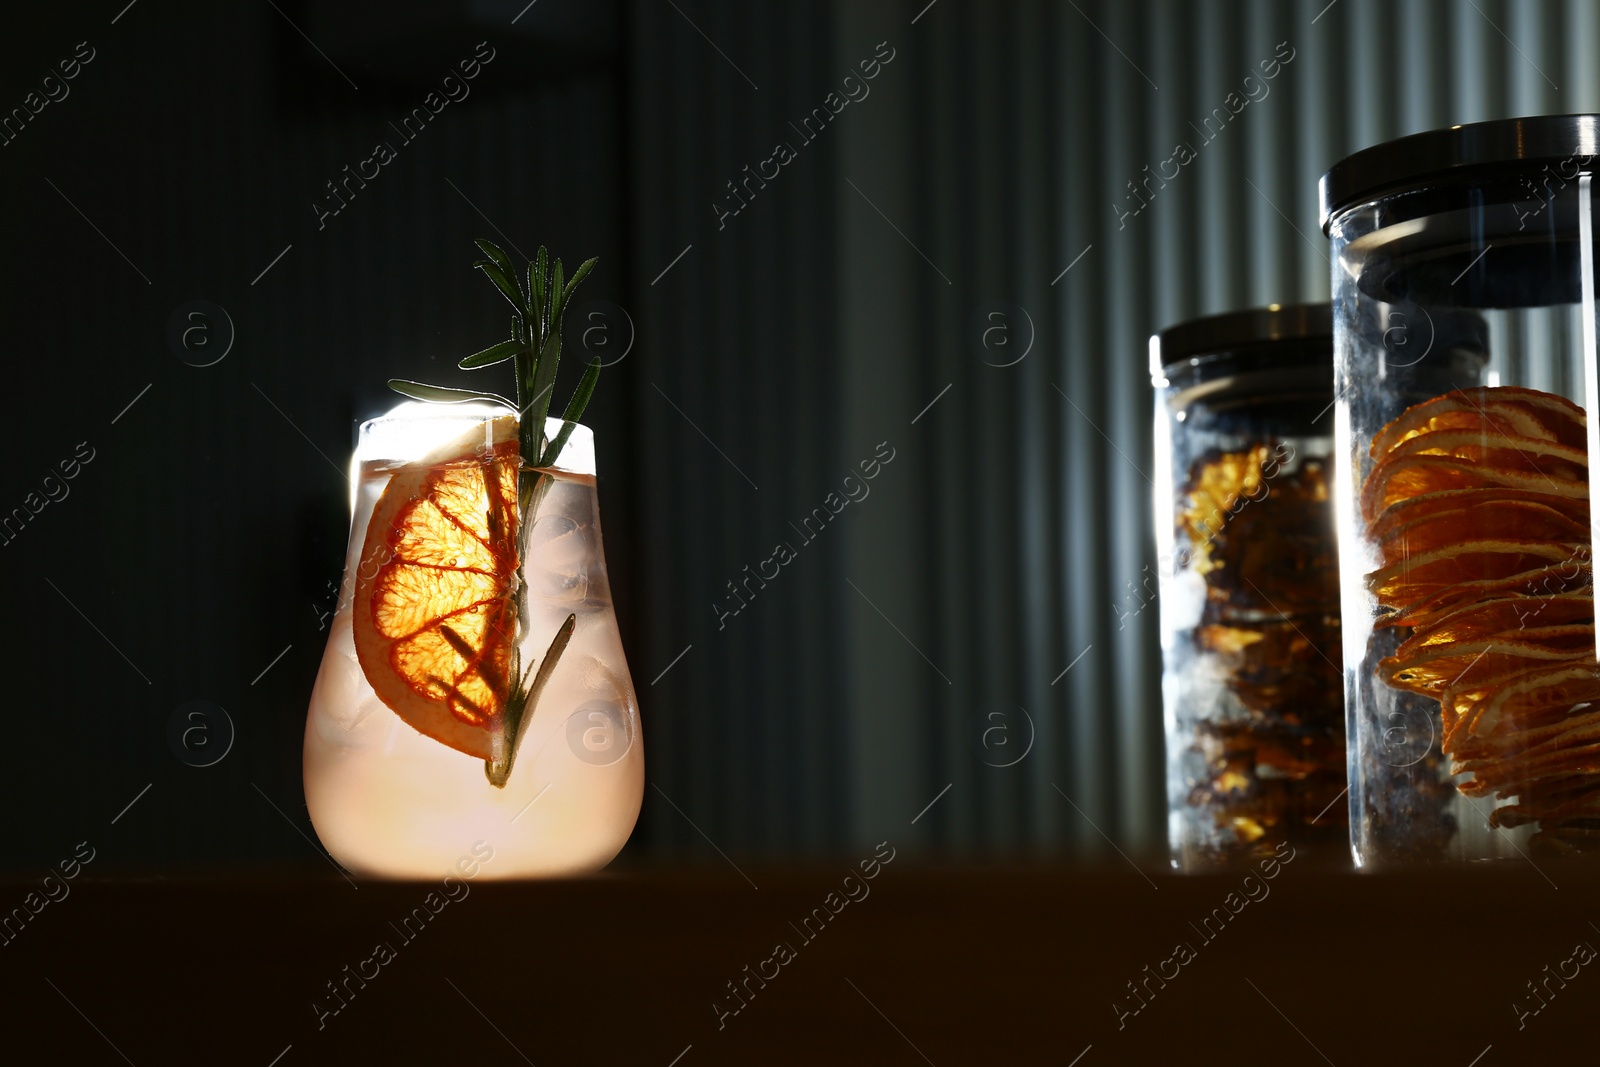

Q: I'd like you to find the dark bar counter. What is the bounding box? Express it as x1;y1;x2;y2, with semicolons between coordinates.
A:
0;858;1590;1064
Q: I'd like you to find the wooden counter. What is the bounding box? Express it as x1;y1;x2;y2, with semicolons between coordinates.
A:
0;858;1589;1064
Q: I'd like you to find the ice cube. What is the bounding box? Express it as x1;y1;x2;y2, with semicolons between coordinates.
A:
526;513;591;605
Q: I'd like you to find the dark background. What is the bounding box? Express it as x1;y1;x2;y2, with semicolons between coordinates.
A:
6;0;1600;877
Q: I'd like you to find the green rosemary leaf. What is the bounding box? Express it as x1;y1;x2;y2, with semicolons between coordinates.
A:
539;422;576;469
525;329;564;440
475;260;524;313
508;317;527;419
511;315;529;390
387;379;515;409
527;260;543;326
474;239;514;277
549;259;566;324
457;338;521;370
484;612;575;788
563;356;601;421
550;256;596;335
531;248;549;324
538;358;598;467
562;257;598;302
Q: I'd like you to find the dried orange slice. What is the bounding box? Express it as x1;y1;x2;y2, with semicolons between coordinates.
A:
1397;594;1594;652
1476;391;1588;450
1456;705;1600;763
1377;429;1587;472
1442;661;1600;753
1381;629;1593;696
1459;742;1600;798
1372;500;1588;561
352;416;521;760
1456;661;1600;739
1177;442;1277;555
1363;386;1600;847
1375;560;1590;627
1369;387;1586;458
1369;487;1589;543
1365;540;1579;604
1361;455;1586;523
1492;777;1600;828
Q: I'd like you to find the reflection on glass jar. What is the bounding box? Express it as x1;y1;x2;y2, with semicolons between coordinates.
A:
1325;115;1600;865
1152;305;1348;870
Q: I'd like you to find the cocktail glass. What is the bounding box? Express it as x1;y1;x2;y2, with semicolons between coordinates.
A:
304;402;642;878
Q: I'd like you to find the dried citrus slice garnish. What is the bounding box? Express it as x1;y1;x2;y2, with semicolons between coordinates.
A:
352;416;521;761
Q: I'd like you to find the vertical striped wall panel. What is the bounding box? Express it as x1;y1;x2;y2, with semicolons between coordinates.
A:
626;0;1600;861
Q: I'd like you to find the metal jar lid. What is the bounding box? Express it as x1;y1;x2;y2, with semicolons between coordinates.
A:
1150;304;1333;421
1150;303;1331;378
1320;114;1600;232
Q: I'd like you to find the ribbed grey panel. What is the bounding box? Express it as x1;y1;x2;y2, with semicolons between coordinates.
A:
1101;0;1160;851
626;0;849;858
626;0;1600;860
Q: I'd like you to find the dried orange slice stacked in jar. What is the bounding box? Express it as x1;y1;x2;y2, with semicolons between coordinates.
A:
1363;386;1600;851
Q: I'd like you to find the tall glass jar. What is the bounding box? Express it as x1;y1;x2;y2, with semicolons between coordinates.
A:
1152;305;1347;869
1324;114;1600;866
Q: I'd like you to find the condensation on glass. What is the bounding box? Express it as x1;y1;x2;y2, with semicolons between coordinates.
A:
1324;114;1600;866
1152;305;1347;870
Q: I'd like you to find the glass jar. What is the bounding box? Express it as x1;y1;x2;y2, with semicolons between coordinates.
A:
304;402;643;878
1324;114;1600;866
1152;304;1347;870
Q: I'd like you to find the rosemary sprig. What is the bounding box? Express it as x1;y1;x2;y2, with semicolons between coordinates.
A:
485;613;576;787
390;237;601;468
388;239;602;787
